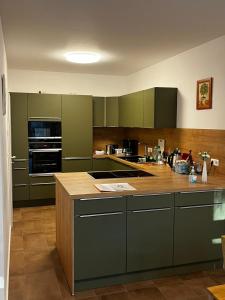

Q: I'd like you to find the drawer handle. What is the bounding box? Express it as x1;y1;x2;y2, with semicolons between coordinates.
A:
31;182;55;186
29;173;54;177
130;207;171;213
178;204;222;209
14;184;28;187
13;167;27;170
80;196;122;201
14;159;27;162
63;157;92;160
29;117;61;120
180;191;212;194
135;193;172;197
78;212;123;218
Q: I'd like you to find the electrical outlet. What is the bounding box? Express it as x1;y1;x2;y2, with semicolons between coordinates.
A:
211;158;219;166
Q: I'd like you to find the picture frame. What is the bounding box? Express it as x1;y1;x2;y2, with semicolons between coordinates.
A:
196;77;213;110
1;74;6;115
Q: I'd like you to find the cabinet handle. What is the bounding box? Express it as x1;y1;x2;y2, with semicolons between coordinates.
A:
14;184;27;187
135;193;172;197
29;173;54;177
14;158;27;162
78;212;123;218
31;182;55;186
13;167;27;170
63;156;92;160
29;117;61;120
130;207;171;213
180;191;212;194
80;196;122;201
178;204;222;209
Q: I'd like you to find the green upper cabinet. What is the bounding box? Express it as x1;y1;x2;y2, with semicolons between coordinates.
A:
28;93;62;119
154;87;177;128
93;97;105;127
119;91;143;127
11;93;28;159
143;89;154;128
62;95;93;172
119;87;177;128
105;97;119;127
93;96;119;127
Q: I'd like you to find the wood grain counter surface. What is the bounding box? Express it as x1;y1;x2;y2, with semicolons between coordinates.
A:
54;155;225;199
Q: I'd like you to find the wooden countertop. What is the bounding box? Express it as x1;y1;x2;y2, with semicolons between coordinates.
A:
54;155;225;199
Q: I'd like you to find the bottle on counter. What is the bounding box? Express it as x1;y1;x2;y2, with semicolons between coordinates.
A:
189;166;197;183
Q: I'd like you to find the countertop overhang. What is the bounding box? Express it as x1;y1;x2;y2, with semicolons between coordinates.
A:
54;154;225;199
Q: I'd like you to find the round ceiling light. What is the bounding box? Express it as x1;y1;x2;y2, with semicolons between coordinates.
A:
65;52;101;64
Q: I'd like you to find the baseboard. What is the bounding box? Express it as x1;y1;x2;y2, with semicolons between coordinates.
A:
5;224;11;300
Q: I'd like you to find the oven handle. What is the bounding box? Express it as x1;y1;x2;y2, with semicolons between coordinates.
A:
29;149;62;153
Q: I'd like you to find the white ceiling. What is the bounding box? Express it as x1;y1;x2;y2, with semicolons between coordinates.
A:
1;0;225;76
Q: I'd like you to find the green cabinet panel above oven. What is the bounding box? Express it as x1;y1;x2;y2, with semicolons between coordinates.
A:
28;93;62;119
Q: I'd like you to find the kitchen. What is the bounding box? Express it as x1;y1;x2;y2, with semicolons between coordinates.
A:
1;1;225;300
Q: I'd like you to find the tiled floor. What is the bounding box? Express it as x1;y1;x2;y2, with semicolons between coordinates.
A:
9;205;225;300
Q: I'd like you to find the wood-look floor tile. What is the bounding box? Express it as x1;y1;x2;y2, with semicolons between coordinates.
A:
11;235;24;251
153;276;183;287
74;290;96;299
125;279;154;291
13;209;22;222
8;274;27;300
95;285;126;296
129;286;166;300
100;291;130;300
9;251;25;275
25;269;62;300
158;283;198;300
21;209;43;221
24;251;54;274
183;276;217;297
23;233;49;251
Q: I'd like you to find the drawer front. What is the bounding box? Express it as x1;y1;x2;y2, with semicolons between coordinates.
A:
12;160;29;185
29;175;55;184
75;196;126;215
127;193;174;210
29;182;55;200
175;190;225;207
92;158;111;171
13;185;29;202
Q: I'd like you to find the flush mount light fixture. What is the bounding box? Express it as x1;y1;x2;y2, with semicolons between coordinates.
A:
65;52;101;64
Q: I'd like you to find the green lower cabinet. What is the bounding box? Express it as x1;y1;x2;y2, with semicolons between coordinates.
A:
29;176;55;200
13;185;29;202
127;194;174;272
62;158;92;172
74;197;126;280
174;191;225;265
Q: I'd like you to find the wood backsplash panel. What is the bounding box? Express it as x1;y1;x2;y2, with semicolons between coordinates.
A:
93;127;126;151
125;128;225;175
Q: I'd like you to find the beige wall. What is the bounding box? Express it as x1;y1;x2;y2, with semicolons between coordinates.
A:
8;69;127;97
126;35;225;130
0;18;12;300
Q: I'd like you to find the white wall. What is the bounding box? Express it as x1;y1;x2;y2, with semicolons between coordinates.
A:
8;69;127;97
0;18;12;300
126;35;225;129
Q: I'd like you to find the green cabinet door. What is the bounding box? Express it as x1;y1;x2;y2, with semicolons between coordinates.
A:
93;97;105;127
154;88;177;128
74;197;126;280
29;176;55;200
28;93;62;119
143;89;154;128
119;91;143;127
127;194;174;272
106;97;119;127
62;95;93;172
11;93;28;159
174;191;225;265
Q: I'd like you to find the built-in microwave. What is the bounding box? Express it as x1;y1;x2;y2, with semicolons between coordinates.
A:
28;120;61;138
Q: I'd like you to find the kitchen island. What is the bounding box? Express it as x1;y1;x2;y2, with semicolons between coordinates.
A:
55;155;225;294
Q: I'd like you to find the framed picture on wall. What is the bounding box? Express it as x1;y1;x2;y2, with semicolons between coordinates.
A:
196;77;213;110
1;74;6;115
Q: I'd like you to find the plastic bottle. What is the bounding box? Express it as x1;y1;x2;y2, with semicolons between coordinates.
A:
189;166;197;183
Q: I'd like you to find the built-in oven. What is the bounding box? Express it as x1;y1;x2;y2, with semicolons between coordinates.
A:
28;120;62;174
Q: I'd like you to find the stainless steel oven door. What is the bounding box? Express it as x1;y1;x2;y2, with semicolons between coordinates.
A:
29;149;62;174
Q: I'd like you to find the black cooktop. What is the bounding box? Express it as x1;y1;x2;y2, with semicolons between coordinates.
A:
88;169;154;179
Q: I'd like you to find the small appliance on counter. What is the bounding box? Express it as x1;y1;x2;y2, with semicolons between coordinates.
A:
122;139;139;156
105;144;118;155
